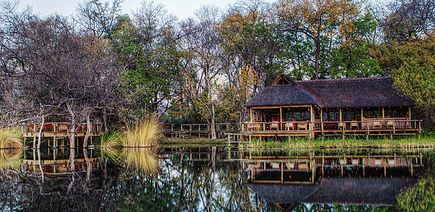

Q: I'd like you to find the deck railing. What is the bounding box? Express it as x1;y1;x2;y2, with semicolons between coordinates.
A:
22;122;102;135
241;120;422;133
162;123;238;133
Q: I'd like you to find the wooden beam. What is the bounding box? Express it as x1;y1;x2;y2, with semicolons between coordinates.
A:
310;106;314;138
339;108;342;122
408;107;412;120
249;108;253;122
320;108;324;134
251;105;312;110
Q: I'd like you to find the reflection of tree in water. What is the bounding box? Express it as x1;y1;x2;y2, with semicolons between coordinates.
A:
0;164;122;211
107;150;273;211
2;147;429;211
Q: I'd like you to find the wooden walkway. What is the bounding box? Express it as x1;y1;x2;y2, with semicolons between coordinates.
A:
162;123;238;139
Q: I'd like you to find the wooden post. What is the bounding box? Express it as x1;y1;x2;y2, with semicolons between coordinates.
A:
340;108;344;139
279;107;283;130
310;106;315;139
250;108;253;122
339;108;342;122
382;107;385;119
321;154;324;176
198;125;201;138
418;120;422;134
320;109;324;135
408;107;412;120
281;162;284;184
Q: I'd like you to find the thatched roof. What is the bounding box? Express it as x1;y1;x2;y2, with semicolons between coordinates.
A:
246;76;415;108
247;177;417;206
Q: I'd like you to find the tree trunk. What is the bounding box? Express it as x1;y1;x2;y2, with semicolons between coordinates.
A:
37;114;45;182
37;115;45;149
83;148;91;183
67;103;76;149
314;39;320;80
313;18;322;80
83;112;91;149
69;148;75;171
205;64;217;139
103;108;108;132
211;103;216;139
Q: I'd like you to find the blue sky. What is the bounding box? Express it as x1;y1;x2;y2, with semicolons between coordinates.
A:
16;0;268;19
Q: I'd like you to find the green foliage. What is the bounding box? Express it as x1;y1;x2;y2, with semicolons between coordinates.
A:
330;11;382;78
100;130;123;149
385;39;435;106
112;16;182;121
397;172;435;211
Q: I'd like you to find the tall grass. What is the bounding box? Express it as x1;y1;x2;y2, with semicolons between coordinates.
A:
99;116;161;149
124;148;158;174
100;147;158;174
100;130;123;149
124;116;161;147
0;149;22;170
245;135;435;150
0;128;23;149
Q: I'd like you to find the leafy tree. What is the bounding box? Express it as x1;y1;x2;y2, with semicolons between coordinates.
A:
330;11;383;78
277;0;359;79
111;3;182;125
377;38;435;106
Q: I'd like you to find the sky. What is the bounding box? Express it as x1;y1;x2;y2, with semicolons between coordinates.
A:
15;0;253;19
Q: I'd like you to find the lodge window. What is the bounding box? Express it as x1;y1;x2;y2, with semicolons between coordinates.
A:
322;111;339;121
285;109;311;121
385;107;407;118
342;109;361;121
364;108;382;118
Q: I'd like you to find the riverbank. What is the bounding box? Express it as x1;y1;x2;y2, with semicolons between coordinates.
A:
160;135;435;150
245;135;435;150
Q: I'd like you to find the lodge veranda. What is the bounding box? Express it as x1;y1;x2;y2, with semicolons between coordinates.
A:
241;75;422;139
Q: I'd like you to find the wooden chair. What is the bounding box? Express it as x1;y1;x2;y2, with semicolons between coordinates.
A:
386;121;395;128
298;122;308;130
372;121;382;129
350;121;359;129
270;122;279;130
338;122;345;130
248;123;261;131
286;122;294;131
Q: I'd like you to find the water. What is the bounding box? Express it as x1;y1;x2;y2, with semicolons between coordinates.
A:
0;144;433;211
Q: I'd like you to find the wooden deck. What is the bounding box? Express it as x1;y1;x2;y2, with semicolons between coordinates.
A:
22;122;102;138
21;122;102;148
240;120;422;139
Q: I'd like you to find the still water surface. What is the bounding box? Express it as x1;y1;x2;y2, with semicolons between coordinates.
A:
0;144;433;211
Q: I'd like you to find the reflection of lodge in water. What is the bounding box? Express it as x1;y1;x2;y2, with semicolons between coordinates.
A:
21;148;100;175
242;152;423;208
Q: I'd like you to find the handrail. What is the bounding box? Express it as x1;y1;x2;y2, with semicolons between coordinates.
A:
241;120;422;132
23;122;102;134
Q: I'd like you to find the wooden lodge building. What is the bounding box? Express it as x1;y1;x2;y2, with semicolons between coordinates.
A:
241;75;422;139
